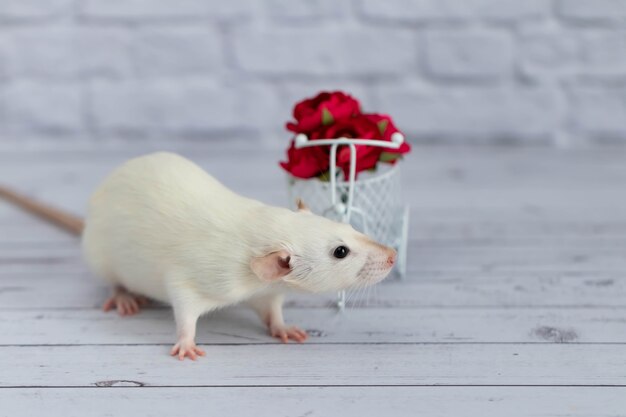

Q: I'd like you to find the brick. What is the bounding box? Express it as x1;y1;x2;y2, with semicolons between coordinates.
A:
569;87;626;138
0;0;73;19
132;28;222;77
90;81;278;133
519;31;581;74
376;87;559;141
233;83;282;131
474;0;551;21
424;30;513;81
233;28;414;76
0;40;9;81
80;0;256;20
520;29;626;77
0;82;82;133
557;0;626;22
278;83;374;118
580;30;626;73
6;28;131;79
265;0;346;20
358;0;550;22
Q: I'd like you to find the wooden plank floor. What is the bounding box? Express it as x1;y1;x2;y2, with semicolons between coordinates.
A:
2;147;626;416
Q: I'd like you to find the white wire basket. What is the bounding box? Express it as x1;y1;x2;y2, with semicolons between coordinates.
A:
286;133;410;309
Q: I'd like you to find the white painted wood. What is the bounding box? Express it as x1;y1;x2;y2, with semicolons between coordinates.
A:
1;271;624;309
0;307;624;345
6;216;626;244
2;344;626;387
3;147;626;415
4;240;626;276
7;202;626;248
3;148;626;216
2;387;626;417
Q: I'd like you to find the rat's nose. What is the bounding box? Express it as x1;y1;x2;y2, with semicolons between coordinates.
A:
386;250;397;267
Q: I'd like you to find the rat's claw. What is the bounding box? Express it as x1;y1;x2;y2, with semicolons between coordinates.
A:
170;341;206;361
270;324;308;343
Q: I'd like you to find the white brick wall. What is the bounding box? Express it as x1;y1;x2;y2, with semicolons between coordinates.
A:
0;0;624;150
423;29;514;81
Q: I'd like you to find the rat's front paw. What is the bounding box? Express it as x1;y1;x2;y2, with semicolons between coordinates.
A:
170;340;206;361
270;324;308;343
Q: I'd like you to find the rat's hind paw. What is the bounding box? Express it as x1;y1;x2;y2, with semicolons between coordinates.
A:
270;324;308;343
170;341;206;361
102;287;149;316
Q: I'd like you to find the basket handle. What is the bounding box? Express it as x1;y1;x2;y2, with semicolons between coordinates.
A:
294;134;405;149
294;134;405;222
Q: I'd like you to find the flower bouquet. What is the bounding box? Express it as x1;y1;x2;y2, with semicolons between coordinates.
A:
280;91;411;280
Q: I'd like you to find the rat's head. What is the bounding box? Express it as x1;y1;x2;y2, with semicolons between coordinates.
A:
250;200;396;293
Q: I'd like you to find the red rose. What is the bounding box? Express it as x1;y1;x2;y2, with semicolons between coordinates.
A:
337;145;382;179
279;139;330;179
280;92;412;180
363;113;411;163
286;91;361;134
314;115;384;179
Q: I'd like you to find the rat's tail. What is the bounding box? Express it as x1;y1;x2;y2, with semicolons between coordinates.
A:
0;185;84;236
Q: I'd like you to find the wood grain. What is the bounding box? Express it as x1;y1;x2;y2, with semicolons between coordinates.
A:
0;307;624;345
3;148;626;416
0;186;83;236
3;344;626;387
2;387;626;417
1;271;625;309
4;240;626;275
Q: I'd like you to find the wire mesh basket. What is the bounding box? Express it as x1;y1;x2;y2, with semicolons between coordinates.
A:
286;133;410;308
288;164;409;272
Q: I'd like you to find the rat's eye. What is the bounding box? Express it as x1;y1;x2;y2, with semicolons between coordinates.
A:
333;245;350;259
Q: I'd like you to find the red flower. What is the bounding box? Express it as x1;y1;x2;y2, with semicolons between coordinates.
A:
363;113;411;163
337;145;382;179
280;92;412;180
312;114;379;141
279;139;330;179
314;115;383;179
364;113;412;153
286;91;361;134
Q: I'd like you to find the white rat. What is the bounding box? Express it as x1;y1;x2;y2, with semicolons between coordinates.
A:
1;152;396;360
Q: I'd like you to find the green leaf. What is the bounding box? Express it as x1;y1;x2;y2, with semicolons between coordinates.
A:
321;108;334;126
379;152;402;163
317;171;332;182
377;119;389;135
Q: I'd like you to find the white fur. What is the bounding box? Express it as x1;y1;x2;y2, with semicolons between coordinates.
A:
82;152;395;356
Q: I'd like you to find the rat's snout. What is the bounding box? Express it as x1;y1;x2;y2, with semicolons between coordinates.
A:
386;249;397;268
352;236;398;287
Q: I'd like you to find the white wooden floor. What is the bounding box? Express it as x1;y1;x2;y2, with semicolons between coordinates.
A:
2;147;626;417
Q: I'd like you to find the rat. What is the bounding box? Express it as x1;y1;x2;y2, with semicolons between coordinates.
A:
0;152;396;360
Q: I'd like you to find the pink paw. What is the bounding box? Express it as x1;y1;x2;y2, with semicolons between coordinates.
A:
170;341;206;361
102;291;148;316
270;324;308;343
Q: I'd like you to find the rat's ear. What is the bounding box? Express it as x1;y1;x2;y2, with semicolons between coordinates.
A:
295;198;311;213
250;250;292;282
